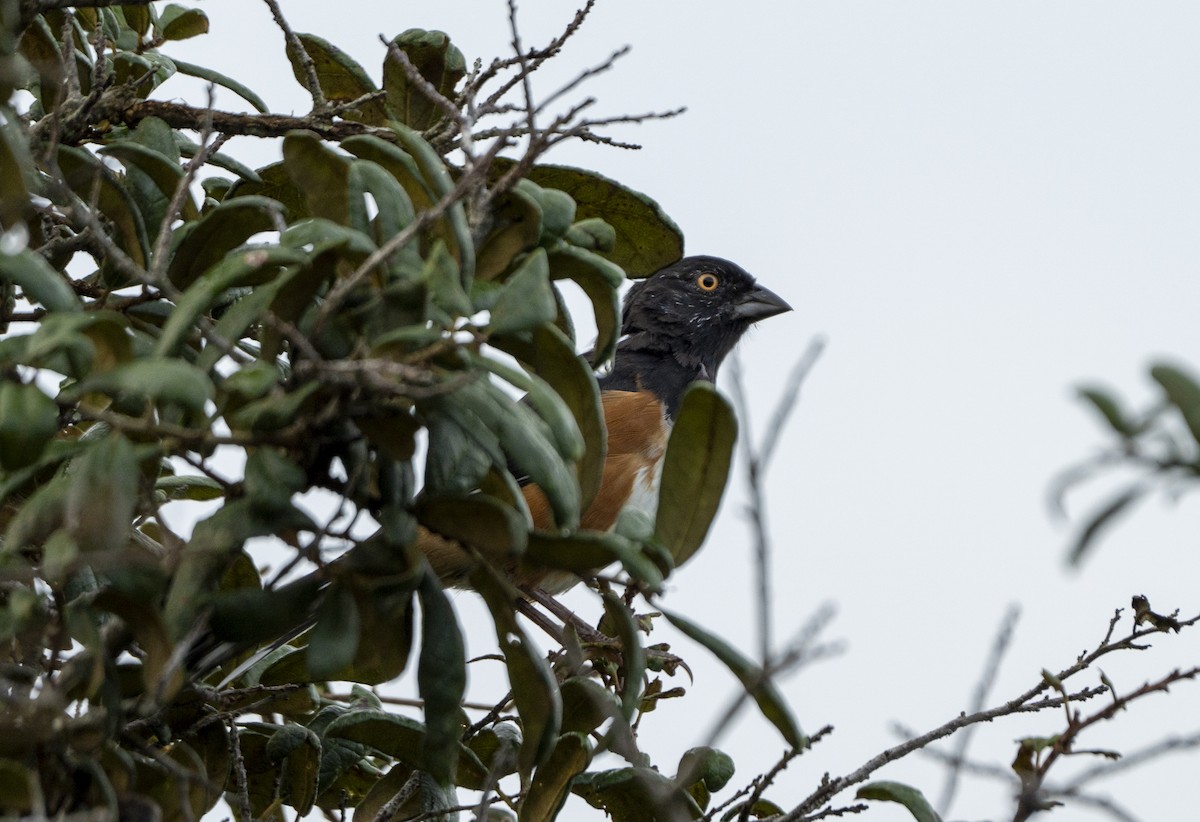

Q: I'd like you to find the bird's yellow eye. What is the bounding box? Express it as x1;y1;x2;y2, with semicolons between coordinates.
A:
696;273;719;292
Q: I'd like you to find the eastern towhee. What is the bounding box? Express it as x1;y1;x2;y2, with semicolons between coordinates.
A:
424;255;791;591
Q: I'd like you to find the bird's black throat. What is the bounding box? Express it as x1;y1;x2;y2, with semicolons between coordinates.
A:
598;338;722;419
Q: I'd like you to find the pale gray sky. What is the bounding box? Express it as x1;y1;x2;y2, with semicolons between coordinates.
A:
165;3;1200;819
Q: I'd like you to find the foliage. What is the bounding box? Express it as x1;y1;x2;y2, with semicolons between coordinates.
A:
0;1;764;819
1060;361;1200;564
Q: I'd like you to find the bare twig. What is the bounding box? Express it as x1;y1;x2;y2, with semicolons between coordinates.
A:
728;339;826;663
938;603;1021;815
507;0;539;143
1013;666;1200;822
261;0;326;112
780;686;1107;821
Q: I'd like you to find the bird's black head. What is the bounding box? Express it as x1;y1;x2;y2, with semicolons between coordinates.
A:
619;255;791;377
602;255;791;415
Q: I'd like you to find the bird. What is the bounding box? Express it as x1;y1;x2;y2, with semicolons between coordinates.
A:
422;255;792;592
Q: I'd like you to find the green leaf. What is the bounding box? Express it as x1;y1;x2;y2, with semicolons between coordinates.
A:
122;5;151;38
323;709;425;761
267;724;321;816
307;581;361;681
662;608;803;748
524;531;628;576
1150;362;1200;444
490;249;556;335
226;162;309;219
158;4;209;40
209;584;323;647
177;137;261;183
560;678;621;735
526;164;683;277
342;574;418;686
282;130;351;224
417;571;466;786
0;381;59;471
415;495;527;558
64;431;139;555
655;382;737;566
57;145;150;272
167;195;285;289
601;592;646;719
101;140;200;236
546;244;623;365
383;29;465;131
2;473;70;553
537;188;576;239
353;764;417;822
422;411;496;497
564;217;617;252
493;323;606;509
290;33;388;123
156;245;308;356
856;781;943;822
0;106;36;230
92;586;181;701
425;380;580;528
324;708;488;790
470;563;561;778
129;115;180;161
19;17;67;109
386;122;475;278
171;59;268;112
525;530;663;590
349;158;417;248
676;747;735;793
0;759;32;813
469;349;584;463
520;732;591;822
71;357;213;413
341;135;435;213
421;239;471;317
1076;385;1137;436
572;767;703;821
0;249;79;313
1068;485;1147;566
477;181;543;281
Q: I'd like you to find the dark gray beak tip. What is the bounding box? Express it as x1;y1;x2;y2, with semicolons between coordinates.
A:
734;284;792;322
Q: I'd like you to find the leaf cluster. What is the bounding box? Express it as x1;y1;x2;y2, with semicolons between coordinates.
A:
0;3;791;820
1060;362;1200;563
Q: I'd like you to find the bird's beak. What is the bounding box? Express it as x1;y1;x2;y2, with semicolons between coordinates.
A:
734;284;792;322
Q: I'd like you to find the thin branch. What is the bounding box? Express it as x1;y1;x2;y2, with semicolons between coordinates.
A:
119;98;381;142
1014;666;1200;822
473;0;597;115
507;0;538;142
781;686;1108;821
759;337;826;472
534;45;630;116
1062;730;1200;789
261;0;326;112
938;603;1021;815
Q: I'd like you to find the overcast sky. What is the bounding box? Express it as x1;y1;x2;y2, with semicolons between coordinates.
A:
164;3;1200;819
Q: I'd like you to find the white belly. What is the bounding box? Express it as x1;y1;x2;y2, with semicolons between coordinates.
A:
623;453;664;520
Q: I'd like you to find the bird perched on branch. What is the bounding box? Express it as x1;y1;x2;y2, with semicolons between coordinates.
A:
423;255;791;591
192;256;789;678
